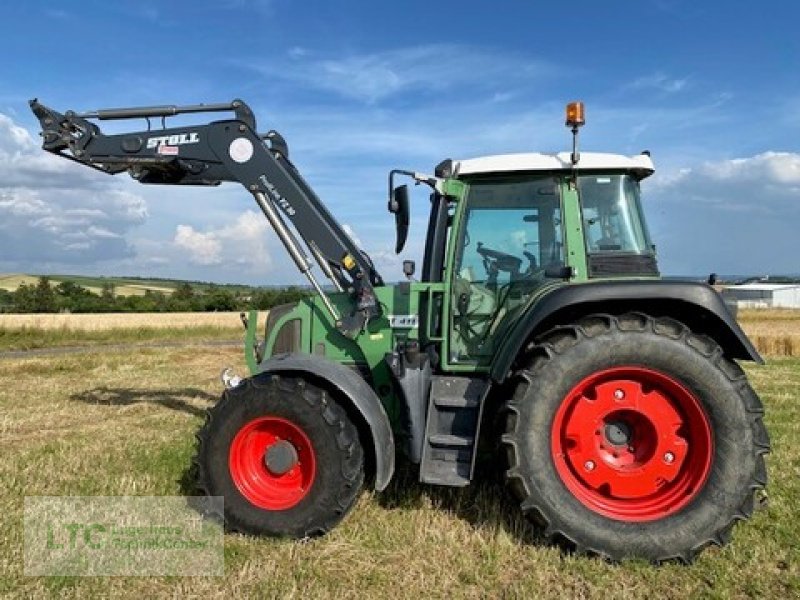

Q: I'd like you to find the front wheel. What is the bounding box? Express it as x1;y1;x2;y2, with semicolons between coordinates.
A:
194;373;365;537
502;313;769;562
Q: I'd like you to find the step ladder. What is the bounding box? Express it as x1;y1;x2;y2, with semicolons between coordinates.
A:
419;376;490;486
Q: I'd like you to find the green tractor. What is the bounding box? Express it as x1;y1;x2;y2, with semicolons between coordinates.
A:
31;98;768;562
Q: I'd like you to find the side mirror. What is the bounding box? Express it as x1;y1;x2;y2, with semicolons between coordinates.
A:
388;184;410;254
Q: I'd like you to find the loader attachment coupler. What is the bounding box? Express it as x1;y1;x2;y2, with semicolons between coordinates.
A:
30;97;382;338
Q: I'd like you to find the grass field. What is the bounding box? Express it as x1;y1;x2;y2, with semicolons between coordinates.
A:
0;319;798;597
0;313;263;352
0;311;249;332
2;308;797;356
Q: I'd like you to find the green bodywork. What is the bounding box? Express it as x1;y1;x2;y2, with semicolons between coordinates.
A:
245;170;658;425
245;283;437;426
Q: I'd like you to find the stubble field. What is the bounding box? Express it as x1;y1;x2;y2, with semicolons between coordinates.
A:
0;310;798;598
0;312;265;352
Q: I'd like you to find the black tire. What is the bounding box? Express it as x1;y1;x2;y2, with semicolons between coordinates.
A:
194;372;365;537
502;313;769;562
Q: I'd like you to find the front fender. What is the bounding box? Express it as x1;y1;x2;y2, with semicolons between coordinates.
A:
258;353;395;491
490;280;763;382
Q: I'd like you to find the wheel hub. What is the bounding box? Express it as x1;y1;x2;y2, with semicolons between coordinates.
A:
604;420;631;446
229;416;316;511
264;440;299;475
551;366;713;522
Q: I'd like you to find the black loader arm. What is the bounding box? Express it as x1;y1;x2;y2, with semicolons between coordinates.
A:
29;98;382;338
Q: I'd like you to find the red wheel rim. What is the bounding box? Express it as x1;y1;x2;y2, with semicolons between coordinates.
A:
551;366;713;521
229;416;316;510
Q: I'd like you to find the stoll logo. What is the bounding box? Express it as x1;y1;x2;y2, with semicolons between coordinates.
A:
146;133;200;149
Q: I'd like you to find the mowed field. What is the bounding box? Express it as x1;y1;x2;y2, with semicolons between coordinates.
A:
0;312;262;352
1;308;798;357
0;311;249;332
0;311;798;598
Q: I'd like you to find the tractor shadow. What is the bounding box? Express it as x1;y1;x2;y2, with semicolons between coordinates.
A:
375;455;548;546
69;386;218;498
69;386;218;418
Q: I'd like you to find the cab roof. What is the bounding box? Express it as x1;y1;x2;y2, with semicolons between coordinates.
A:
453;152;655;179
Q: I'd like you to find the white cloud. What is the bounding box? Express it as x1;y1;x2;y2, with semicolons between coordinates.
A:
0;112;149;265
173;210;273;271
649;151;800;209
174;225;223;265
645;152;800;275
287;46;308;59
247;44;551;104
0;113;110;190
342;223;363;248
627;72;688;94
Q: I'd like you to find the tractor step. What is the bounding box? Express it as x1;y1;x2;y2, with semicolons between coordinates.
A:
420;376;489;487
428;434;474;447
433;395;480;409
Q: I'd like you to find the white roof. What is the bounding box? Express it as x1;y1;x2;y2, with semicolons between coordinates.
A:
453;152;655;177
727;283;800;291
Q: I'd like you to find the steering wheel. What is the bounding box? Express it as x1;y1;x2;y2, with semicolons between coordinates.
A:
476;242;523;273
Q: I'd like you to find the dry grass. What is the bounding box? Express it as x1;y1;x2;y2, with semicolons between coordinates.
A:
0;313;269;352
739;309;800;357
2;308;798;357
0;274;38;291
0;341;798;597
0;312;248;331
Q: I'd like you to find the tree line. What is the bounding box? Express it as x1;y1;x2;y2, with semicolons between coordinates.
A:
0;277;310;313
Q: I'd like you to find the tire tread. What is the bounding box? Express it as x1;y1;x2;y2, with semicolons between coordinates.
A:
502;312;769;563
193;374;364;538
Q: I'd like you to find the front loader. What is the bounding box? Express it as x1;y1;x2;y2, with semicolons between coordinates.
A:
30;98;769;562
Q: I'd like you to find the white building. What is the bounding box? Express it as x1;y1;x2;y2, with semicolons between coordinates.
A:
722;283;800;309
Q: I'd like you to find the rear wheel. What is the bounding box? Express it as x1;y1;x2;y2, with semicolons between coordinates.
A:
502;313;769;562
195;373;364;537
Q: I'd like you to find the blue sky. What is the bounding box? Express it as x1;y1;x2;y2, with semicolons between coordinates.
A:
1;0;799;283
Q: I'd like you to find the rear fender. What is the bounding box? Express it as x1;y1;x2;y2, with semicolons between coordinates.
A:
490;280;763;382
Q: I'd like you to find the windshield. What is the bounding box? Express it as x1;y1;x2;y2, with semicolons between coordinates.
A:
578;174;653;255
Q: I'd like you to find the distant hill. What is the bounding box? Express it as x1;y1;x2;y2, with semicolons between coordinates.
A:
0;274;260;297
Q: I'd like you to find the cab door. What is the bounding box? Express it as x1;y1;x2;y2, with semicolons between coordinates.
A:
446;175;565;368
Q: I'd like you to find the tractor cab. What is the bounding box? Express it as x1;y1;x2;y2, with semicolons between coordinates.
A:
437;151;658;365
385;102;659;366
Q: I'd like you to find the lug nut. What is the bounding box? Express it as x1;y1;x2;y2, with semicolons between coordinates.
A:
614;389;625;400
664;452;675;464
584;460;595;471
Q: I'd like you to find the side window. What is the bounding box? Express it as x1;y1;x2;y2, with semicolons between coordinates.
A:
455;180;563;284
458;208;534;285
579;175;653;255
